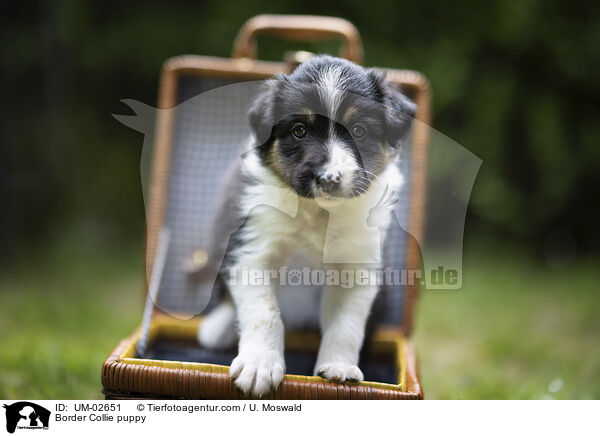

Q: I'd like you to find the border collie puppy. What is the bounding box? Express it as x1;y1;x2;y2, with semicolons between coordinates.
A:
198;55;416;396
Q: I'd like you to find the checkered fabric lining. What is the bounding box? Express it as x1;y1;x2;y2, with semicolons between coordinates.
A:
156;73;411;326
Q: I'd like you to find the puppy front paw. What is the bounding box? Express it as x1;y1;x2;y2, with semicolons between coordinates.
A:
316;362;364;383
229;350;285;397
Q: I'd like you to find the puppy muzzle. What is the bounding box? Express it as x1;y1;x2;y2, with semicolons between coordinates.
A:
317;170;342;194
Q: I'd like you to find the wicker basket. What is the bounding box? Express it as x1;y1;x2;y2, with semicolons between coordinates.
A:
102;14;431;400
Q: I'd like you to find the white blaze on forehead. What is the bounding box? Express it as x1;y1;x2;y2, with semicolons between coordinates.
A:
318;65;347;119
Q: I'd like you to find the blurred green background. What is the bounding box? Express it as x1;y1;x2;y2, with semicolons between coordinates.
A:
1;0;599;399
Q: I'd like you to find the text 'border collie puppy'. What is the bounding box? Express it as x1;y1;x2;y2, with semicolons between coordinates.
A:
198;55;416;396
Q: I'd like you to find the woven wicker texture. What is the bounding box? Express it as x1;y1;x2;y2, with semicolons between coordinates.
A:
102;316;423;400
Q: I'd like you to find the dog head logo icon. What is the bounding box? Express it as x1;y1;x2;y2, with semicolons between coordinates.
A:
3;402;50;434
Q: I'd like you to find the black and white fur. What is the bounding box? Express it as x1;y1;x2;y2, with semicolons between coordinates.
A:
198;56;416;396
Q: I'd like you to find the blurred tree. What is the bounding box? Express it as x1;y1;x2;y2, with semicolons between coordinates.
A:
1;0;599;263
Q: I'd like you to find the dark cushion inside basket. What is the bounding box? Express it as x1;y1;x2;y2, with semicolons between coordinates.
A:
143;338;398;385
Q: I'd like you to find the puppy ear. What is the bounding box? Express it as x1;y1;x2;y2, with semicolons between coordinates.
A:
248;75;283;145
380;78;417;148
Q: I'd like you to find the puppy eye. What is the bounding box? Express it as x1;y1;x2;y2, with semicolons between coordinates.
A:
291;123;307;139
351;124;367;138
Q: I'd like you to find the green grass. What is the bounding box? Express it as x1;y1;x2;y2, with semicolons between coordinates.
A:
0;244;142;399
1;244;598;399
414;251;600;399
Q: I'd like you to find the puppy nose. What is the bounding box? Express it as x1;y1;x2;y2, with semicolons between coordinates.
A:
317;170;342;193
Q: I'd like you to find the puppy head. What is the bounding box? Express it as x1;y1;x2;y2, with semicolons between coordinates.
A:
249;55;416;199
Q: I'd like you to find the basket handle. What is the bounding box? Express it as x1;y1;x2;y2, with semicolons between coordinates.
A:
232;14;364;65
